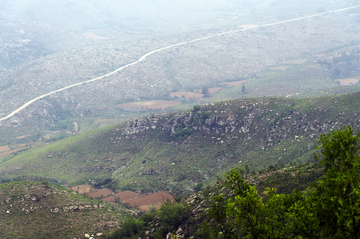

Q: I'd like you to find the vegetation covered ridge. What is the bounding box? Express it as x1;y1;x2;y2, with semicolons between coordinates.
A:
1;92;360;195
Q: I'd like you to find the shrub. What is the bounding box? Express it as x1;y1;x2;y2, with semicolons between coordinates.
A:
158;200;187;235
107;218;145;239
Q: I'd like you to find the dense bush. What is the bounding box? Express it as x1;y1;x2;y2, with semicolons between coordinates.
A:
208;126;360;238
106;218;145;239
105;200;189;239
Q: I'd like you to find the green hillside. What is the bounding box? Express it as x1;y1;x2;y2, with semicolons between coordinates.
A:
0;181;132;238
105;126;360;238
1;92;360;194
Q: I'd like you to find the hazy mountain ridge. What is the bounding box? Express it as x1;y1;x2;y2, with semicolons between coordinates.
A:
0;10;96;70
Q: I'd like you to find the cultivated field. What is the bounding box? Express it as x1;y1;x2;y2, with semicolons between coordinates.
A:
117;100;181;110
127;191;174;207
101;190;173;211
102;191;140;203
335;78;359;85
86;189;114;198
138;204;162;212
0;148;26;157
279;59;308;65
68;185;94;194
195;87;222;94
268;66;292;71
219;80;248;87
170;92;204;100
0;145;10;152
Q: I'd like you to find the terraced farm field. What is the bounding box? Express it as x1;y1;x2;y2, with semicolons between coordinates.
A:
127;192;174;207
268;66;292;71
117;100;181;110
86;189;114;198
0;145;10;152
335;78;359;85
170;92;204;100
0;148;26;157
219;80;249;87
279;59;308;65
102;191;140;203
68;185;95;194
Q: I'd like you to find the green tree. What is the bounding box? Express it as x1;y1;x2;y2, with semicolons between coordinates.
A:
193;183;203;192
158;200;188;236
193;105;201;111
211;168;293;239
114;196;121;204
209;126;360;238
202;87;210;97
241;84;248;94
290;126;360;238
107;218;145;239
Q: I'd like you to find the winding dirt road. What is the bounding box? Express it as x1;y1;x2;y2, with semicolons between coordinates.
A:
0;5;358;123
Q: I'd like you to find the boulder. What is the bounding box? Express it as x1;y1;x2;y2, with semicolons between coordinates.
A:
51;208;59;213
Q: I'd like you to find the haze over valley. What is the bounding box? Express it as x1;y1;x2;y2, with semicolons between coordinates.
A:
1;1;360;237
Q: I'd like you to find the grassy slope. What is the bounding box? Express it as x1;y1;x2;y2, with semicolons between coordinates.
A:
0;181;132;238
1;92;360;194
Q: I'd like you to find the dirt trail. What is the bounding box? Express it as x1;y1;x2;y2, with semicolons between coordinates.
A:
0;5;358;123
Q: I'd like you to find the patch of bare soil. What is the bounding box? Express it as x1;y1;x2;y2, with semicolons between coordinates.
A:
268;66;292;71
127;192;173;207
170;92;204;100
195;87;222;94
219;80;248;87
138;204;161;212
279;59;308;65
117;100;181;109
0;148;25;157
68;185;95;194
335;78;359;85
0;145;10;153
86;189;114;198
102;191;140;203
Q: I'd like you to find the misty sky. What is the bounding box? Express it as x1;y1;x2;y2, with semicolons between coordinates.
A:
0;0;357;38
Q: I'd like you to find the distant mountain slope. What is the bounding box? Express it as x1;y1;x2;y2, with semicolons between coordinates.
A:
0;5;359;149
1;92;359;194
0;10;96;70
0;181;131;238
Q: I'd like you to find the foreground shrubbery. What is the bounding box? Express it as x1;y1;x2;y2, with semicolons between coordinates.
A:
106;126;360;238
